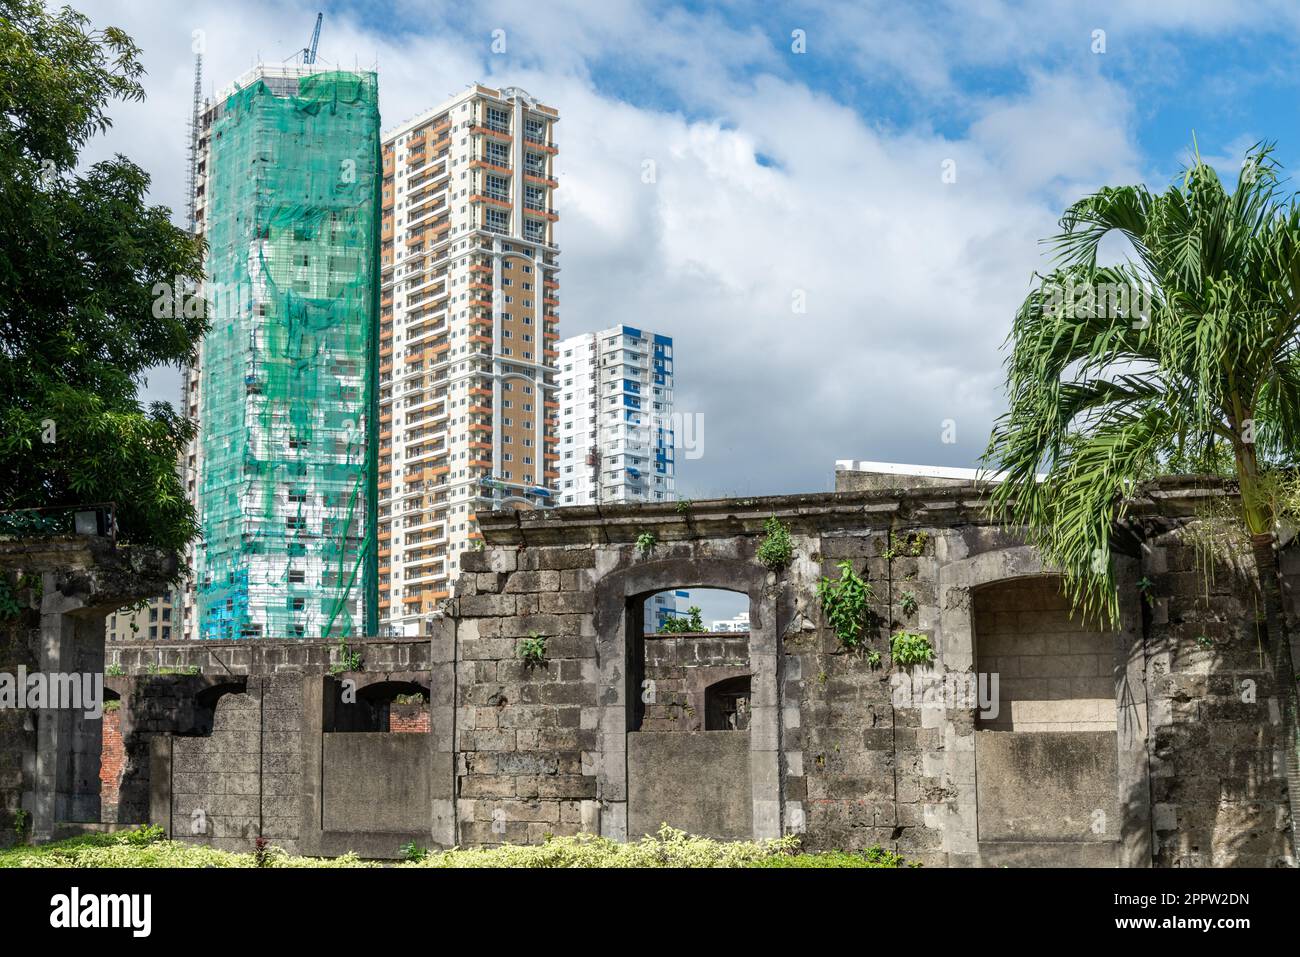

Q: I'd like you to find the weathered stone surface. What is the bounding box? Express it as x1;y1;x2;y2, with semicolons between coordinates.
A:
5;479;1290;865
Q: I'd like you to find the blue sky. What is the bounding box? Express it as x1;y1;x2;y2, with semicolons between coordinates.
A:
76;0;1300;492
323;0;1300;182
71;0;1300;622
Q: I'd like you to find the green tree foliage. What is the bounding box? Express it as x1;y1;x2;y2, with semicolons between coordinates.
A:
0;1;205;558
658;605;704;633
984;141;1300;850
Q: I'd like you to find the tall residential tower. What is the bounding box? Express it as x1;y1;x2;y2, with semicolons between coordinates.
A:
557;325;675;506
180;65;381;640
377;86;561;636
557;324;677;631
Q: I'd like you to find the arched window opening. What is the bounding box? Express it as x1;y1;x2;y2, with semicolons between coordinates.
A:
705;675;751;731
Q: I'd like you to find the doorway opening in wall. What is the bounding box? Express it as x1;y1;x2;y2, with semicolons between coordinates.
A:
626;584;755;840
970;575;1120;848
633;587;751;732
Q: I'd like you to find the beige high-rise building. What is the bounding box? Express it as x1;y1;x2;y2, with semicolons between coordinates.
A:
106;595;176;642
378;85;561;636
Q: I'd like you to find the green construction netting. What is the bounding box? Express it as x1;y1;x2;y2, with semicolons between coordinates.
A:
197;70;379;640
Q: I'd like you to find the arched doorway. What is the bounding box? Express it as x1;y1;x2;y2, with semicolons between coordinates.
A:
972;576;1118;846
592;557;785;842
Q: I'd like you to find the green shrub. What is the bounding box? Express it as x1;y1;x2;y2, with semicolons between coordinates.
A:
0;832;376;869
406;826;803;868
890;631;934;666
657;605;703;634
400;841;428;863
756;516;794;571
817;560;872;648
751;845;908;868
635;531;656;557
121;824;165;846
517;632;547;666
0;826;909;869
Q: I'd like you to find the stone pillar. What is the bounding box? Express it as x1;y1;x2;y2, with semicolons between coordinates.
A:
33;573;106;841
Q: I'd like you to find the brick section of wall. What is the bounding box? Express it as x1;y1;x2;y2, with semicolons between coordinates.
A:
99;707;124;810
390;703;430;733
112;674;214;825
974;577;1115;732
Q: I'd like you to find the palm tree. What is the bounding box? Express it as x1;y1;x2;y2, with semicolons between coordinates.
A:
983;142;1300;854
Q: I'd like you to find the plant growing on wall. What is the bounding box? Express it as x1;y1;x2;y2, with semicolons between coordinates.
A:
882;531;930;560
635;532;657;557
866;649;883;669
817;560;872;648
329;639;363;675
0;578;21;620
518;631;547;666
756;516;794;571
890;631;934;666
899;590;918;617
12;809;29;844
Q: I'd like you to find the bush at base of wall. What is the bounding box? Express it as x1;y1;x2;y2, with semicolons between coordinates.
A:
0;826;910;869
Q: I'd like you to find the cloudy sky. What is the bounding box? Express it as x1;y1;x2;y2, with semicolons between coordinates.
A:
76;0;1300;503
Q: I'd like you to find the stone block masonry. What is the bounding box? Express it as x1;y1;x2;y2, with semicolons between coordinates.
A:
447;480;1295;866
3;479;1294;866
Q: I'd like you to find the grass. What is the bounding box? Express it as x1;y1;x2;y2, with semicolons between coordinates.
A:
0;825;911;869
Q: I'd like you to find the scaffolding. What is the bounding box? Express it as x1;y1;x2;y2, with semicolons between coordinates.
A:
196;69;380;640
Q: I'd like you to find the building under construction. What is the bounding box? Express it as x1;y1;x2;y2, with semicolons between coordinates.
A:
181;63;381;640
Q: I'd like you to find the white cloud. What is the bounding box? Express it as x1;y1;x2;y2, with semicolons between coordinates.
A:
71;1;1174;496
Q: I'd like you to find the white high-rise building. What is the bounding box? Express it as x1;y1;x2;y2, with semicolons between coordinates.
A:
557;324;677;631
711;611;750;633
377;85;562;637
556;325;675;506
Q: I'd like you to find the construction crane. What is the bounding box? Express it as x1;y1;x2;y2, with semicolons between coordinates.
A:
303;12;322;64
